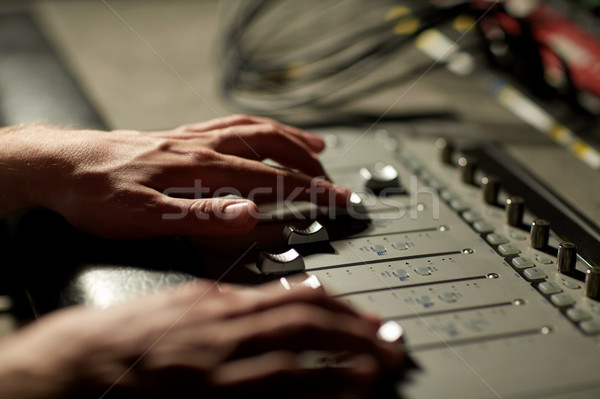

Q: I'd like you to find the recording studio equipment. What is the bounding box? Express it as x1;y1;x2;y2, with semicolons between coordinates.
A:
192;128;600;399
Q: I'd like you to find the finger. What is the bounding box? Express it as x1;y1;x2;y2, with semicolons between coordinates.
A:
231;115;325;153
209;351;379;398
183;114;325;153
203;123;327;178
142;195;259;238
215;283;365;321
217;303;402;368
148;150;351;207
190;154;350;207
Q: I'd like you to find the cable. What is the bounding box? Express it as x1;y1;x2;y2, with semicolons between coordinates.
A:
218;0;476;122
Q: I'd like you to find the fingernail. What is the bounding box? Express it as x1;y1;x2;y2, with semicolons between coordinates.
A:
222;202;254;228
280;275;322;290
293;275;322;289
279;277;292;290
302;132;325;151
333;184;353;204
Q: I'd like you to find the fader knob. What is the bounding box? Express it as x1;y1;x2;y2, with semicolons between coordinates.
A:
360;163;400;192
530;219;550;249
481;176;500;205
283;221;329;245
556;242;577;274
505;196;524;227
585;268;600;300
458;156;477;185
436;138;454;165
257;248;305;274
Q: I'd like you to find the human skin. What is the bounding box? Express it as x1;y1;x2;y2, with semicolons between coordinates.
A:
0;115;404;398
0;279;403;399
0;114;353;238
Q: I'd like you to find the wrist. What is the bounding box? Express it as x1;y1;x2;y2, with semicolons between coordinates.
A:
0;124;39;216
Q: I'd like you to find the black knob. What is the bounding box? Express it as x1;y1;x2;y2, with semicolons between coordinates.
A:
257;249;305;274
585;268;600;300
557;242;577;274
283;221;329;245
436;138;454;165
360;163;400;192
530;219;550;249
458;156;477;185
481;176;500;205
505;196;525;227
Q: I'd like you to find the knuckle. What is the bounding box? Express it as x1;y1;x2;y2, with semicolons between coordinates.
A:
229;113;252;123
188;147;222;163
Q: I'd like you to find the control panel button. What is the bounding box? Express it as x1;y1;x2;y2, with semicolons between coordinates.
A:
450;200;470;212
283;221;329;245
550;292;576;307
566;308;592;322
557;242;577;274
257;249;305;274
441;190;458;202
486;233;509;246
579;319;600;335
428;177;446;191
523;268;547;281
505;196;525;227
393;269;409;279
481;175;500;205
498;243;521;256
473;221;495;234
562;279;581;290
438;292;458;303
414;266;431;276
417;295;434;306
437;137;455;165
585;268;600;300
463;211;483;223
509;231;527;241
458;156;477;185
536;255;553;264
530;219;550;249
370;244;387;255
511;256;534;270
360;164;400;192
537;281;562;295
392;242;409;251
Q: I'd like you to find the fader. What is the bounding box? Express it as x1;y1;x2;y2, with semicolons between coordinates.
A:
193;128;600;399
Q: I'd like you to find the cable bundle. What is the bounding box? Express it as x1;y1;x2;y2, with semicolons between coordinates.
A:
218;0;471;121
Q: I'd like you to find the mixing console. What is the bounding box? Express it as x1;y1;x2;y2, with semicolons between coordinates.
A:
193;127;600;399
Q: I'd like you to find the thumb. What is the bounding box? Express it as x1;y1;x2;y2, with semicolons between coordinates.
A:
159;197;259;237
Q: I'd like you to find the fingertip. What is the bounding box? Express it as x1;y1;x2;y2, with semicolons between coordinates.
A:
221;201;259;231
302;131;325;153
333;184;354;206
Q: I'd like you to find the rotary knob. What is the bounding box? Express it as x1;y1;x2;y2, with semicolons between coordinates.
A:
530;219;550;250
360;163;400;193
458;156;477;185
283;221;329;245
585;268;600;300
481;176;500;205
257;248;305;274
556;242;577;274
436;138;455;165
505;196;524;227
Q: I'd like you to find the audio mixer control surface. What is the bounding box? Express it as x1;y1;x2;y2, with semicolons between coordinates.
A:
192;127;600;399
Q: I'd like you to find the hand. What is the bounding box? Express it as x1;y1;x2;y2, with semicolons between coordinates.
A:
0;115;352;238
0;278;404;399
